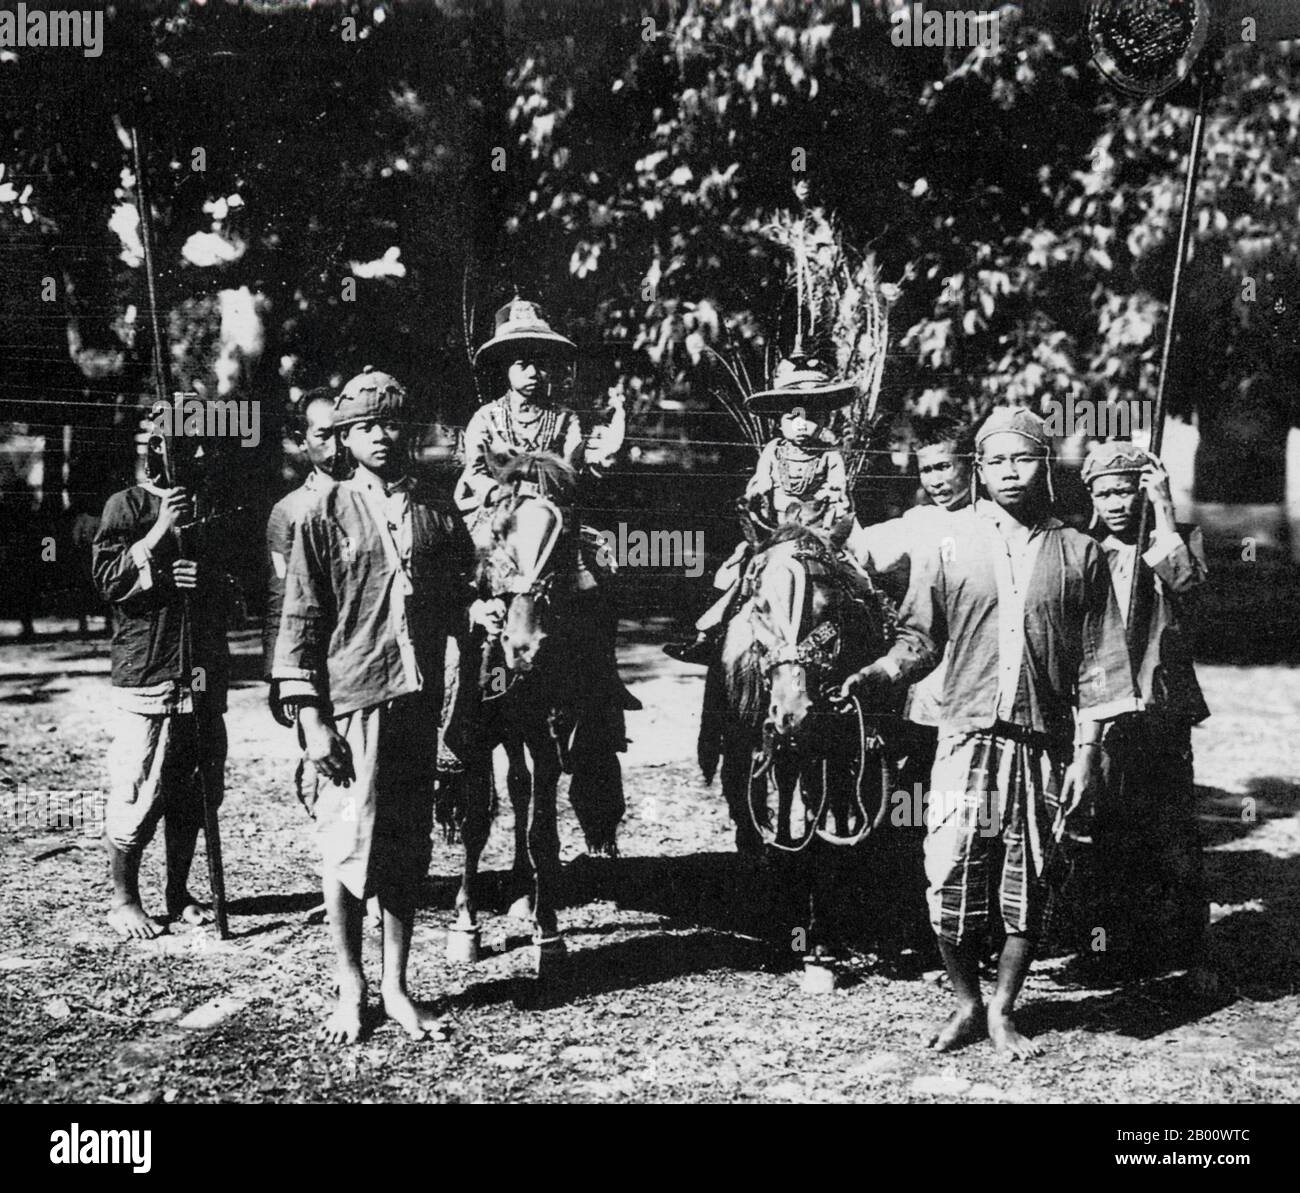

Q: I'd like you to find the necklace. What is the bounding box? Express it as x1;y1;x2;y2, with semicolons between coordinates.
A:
774;440;828;498
500;395;560;450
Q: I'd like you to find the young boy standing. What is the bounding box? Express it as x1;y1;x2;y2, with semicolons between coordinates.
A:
1081;441;1212;982
93;409;231;939
274;367;497;1044
841;408;1138;1058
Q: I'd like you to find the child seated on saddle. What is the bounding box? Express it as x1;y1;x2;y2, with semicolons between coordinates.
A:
455;298;637;717
665;353;857;666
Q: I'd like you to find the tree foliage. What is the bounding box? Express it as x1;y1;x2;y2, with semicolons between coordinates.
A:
2;0;1297;507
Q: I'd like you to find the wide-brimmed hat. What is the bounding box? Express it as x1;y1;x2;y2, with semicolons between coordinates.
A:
1081;440;1154;487
473;299;577;368
744;353;858;416
333;366;408;429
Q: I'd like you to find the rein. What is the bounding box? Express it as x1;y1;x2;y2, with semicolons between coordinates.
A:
744;538;891;851
748;693;888;852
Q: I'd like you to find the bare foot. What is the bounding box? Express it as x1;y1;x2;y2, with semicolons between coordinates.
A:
320;978;366;1046
108;902;165;941
988;1007;1040;1060
927;1004;986;1052
382;987;449;1041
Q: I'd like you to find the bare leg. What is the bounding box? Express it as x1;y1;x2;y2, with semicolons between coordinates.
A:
987;933;1039;1059
928;936;987;1052
105;837;163;940
164;715;224;926
379;899;445;1040
163;786;209;925
320;877;365;1045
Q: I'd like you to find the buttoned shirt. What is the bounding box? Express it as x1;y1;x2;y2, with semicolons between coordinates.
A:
352;470;420;691
273;473;474;716
882;500;1138;743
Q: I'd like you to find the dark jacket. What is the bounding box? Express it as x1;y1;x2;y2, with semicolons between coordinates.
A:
1099;524;1210;725
92;484;230;696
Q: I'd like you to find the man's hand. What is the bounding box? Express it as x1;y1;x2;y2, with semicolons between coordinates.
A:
171;559;199;590
836;660;893;707
1061;741;1105;824
143;487;193;552
299;705;354;787
469;597;506;638
1140;459;1176;530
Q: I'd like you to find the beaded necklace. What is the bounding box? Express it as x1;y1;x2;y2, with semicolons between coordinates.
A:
497;394;563;452
773;440;830;498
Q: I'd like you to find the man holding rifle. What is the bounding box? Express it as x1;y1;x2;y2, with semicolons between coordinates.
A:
93;404;232;939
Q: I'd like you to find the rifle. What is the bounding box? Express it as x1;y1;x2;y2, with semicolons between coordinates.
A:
131;124;229;939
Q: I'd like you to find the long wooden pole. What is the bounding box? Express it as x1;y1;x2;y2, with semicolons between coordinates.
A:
1125;77;1208;655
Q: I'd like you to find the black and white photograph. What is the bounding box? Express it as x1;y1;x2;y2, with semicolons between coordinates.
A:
1;0;1298;1137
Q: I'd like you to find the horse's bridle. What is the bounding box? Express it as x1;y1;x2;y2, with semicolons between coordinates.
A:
480;492;566;701
750;550;847;706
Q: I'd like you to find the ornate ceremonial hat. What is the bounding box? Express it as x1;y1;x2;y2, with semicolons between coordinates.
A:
332;366;408;428
1080;440;1154;487
975;406;1050;452
744;353;858;416
473;299;577;368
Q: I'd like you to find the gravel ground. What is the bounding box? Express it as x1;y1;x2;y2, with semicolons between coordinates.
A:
1;620;1297;1104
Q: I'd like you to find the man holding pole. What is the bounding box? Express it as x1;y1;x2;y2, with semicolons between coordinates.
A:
1082;441;1212;982
93;407;231;939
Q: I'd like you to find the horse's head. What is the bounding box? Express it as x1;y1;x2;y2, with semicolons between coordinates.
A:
746;522;885;745
478;451;576;676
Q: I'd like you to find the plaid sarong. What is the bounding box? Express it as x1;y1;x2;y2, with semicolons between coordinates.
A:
924;726;1070;944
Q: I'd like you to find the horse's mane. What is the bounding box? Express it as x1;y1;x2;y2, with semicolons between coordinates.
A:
488;449;578;505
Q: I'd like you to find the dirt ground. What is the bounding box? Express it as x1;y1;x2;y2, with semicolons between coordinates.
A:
1;618;1298;1104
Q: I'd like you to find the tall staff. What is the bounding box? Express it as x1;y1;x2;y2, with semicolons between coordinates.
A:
1125;75;1208;645
129;121;229;939
1084;0;1300;648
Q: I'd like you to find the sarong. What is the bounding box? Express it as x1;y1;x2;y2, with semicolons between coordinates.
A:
924;726;1069;944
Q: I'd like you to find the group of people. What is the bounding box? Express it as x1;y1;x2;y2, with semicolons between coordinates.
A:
89;297;1211;1055
673;369;1210;1059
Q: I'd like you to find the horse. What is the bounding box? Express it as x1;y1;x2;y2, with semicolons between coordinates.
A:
451;451;624;966
698;519;898;964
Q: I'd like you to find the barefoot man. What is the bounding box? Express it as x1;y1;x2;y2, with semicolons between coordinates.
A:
93;409;231;939
273;368;499;1044
1082;441;1213;987
840;407;1137;1058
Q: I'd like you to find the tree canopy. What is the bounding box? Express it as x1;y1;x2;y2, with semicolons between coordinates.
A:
2;0;1297;506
